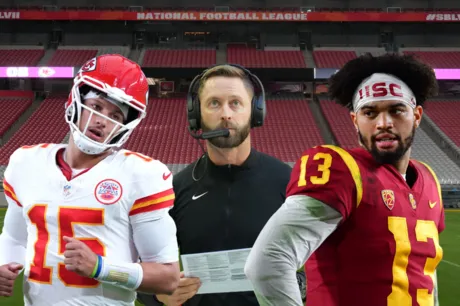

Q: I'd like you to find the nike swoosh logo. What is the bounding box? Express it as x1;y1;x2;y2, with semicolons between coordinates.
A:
163;172;172;180
192;192;208;200
429;201;437;208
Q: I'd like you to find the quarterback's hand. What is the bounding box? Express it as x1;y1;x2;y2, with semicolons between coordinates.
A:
0;263;23;297
63;236;98;278
156;272;201;306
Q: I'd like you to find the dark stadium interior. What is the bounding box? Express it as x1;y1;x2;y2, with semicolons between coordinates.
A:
0;1;459;306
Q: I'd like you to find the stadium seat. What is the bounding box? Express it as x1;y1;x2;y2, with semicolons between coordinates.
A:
47;49;98;66
227;44;306;68
319;98;359;148
403;51;460;68
425;100;460;147
313;50;357;68
252;97;323;161
141;49;216;68
0;98;33;138
0;49;44;66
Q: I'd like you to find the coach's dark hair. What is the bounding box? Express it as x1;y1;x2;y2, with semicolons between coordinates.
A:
328;53;439;110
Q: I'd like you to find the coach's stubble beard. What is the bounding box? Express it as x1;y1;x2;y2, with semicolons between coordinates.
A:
201;119;251;149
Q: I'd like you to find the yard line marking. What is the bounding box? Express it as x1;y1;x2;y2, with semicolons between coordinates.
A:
442;260;460;268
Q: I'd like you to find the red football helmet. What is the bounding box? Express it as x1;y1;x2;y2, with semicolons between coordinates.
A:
65;54;149;155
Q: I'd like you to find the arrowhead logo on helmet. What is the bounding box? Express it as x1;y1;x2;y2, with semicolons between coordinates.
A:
79;58;97;73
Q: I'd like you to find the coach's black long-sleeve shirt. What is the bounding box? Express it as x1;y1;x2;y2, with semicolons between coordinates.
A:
137;148;301;306
173;149;291;306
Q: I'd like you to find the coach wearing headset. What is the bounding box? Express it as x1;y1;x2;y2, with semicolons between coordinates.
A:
136;64;305;306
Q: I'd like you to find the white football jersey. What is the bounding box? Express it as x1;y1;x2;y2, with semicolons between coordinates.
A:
2;143;177;306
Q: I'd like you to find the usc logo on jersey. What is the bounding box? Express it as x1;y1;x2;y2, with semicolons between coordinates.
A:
94;179;123;205
381;189;395;210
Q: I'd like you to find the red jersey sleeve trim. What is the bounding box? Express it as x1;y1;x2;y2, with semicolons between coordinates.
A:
3;179;22;207
129;188;175;216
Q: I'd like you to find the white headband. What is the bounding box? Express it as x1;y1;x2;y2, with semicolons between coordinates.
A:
83;90;129;120
352;73;416;112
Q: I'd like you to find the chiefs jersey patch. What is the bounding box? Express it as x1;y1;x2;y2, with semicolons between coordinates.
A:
94;179;123;205
381;189;395;210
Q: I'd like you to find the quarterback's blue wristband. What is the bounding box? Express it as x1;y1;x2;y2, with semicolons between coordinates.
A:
90;255;102;278
94;255;103;278
90;257;99;278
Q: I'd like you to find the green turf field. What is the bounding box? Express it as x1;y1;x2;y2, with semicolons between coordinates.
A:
0;208;459;306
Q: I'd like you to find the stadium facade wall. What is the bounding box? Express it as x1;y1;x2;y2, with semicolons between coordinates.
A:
2;19;460;50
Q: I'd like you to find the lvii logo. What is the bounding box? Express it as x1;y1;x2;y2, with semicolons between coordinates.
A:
0;12;20;19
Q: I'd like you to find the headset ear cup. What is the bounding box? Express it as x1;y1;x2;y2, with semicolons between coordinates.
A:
187;74;203;131
250;96;257;128
251;95;266;128
258;95;267;124
249;72;266;128
186;93;197;131
187;98;201;131
193;96;201;130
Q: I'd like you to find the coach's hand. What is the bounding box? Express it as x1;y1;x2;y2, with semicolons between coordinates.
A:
156;272;201;306
0;263;23;297
63;236;98;278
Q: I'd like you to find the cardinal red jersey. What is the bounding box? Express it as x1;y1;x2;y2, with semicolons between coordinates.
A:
287;145;445;306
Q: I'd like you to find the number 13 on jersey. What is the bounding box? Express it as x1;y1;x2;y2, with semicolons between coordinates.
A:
298;152;333;187
388;217;443;306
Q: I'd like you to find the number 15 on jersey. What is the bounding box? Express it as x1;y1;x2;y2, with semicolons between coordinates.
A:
28;204;105;288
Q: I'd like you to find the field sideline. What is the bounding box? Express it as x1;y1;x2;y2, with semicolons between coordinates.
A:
0;207;459;306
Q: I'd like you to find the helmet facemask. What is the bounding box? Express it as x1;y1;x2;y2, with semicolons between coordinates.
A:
65;74;147;155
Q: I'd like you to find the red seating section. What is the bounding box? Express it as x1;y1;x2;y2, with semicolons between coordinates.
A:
424;100;460;147
0;98;33;137
227;44;306;68
319;99;359;148
124;98;202;164
142;50;216;67
252;99;323;161
0;49;44;66
47;49;98;66
0;97;68;165
313;50;357;68
403;51;460;68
